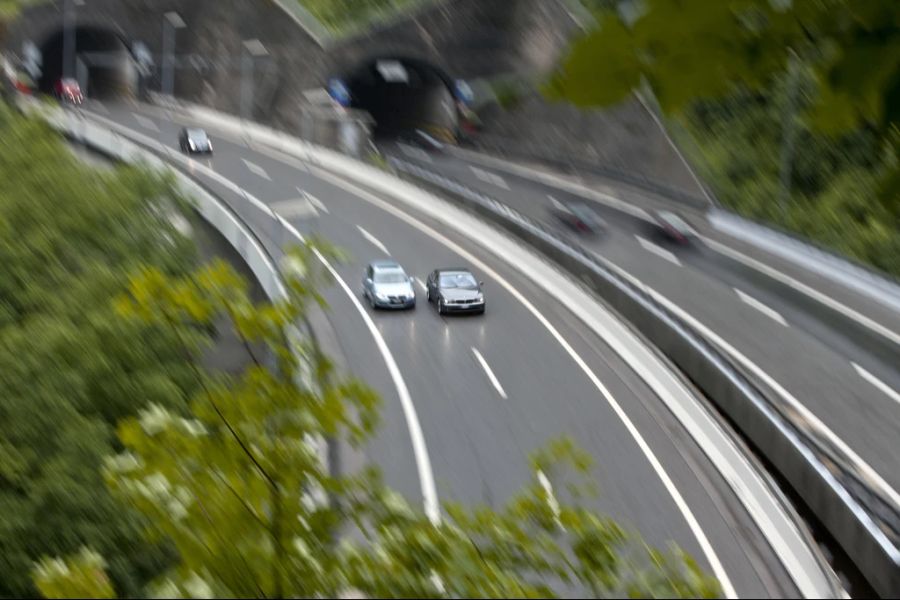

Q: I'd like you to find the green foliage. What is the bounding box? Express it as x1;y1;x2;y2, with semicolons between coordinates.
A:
491;78;528;111
673;77;899;277
0;105;202;597
35;247;721;598
33;548;116;599
298;0;431;35
548;0;900;213
0;0;41;20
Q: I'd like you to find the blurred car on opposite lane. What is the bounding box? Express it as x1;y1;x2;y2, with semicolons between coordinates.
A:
426;268;485;315
652;211;695;245
362;260;416;310
54;78;83;104
179;127;214;155
550;200;607;235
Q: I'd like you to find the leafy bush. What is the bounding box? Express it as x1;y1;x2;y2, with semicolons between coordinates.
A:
0;105;203;597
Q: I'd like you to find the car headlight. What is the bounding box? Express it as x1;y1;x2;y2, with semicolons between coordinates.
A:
475;293;484;302
375;292;388;300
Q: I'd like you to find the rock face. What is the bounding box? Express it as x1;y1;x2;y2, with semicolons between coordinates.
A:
471;91;707;202
9;0;702;199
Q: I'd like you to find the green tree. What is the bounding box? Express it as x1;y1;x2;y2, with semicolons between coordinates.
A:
548;0;900;211
35;244;721;598
0;107;205;596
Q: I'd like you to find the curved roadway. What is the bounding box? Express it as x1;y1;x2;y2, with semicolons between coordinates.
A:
382;140;900;505
76;99;837;598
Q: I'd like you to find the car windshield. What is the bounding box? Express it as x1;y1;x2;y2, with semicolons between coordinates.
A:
373;270;407;284
439;272;478;289
188;129;208;142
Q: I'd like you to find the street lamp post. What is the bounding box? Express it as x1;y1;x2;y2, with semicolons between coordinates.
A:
161;11;186;98
777;48;801;222
240;38;268;121
62;0;85;81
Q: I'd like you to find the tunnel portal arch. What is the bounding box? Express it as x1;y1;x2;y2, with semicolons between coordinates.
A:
37;25;140;99
342;56;463;141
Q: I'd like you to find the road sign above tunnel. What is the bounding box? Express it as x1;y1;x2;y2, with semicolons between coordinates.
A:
376;60;408;83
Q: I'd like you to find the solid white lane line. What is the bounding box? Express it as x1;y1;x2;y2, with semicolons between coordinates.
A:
471;348;508;399
469;165;509;190
132;113;159;132
735;288;788;327
415;277;428;292
356;225;390;255
304;164;736;599
853;363;900;406
549;195;566;210
279;217;440;525
704;237;900;348
636;235;681;266
242;158;271;181
596;250;900;515
536;470;563;528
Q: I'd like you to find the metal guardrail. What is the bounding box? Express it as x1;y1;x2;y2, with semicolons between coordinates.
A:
389;155;900;598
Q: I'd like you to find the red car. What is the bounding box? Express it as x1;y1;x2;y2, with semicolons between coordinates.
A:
54;78;83;104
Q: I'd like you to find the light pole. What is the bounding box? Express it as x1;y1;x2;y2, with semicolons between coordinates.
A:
161;11;185;98
62;0;85;81
777;48;801;222
240;38;268;121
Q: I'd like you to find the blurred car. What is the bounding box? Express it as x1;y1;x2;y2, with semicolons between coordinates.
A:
362;260;416;310
652;211;695;244
179;127;213;155
426;268;485;315
54;78;83;104
550;200;606;234
396;128;445;151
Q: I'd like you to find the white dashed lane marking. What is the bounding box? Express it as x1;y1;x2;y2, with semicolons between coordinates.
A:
735;288;788;326
636;235;681;266
471;348;508;399
356;225;390;256
242;158;271;181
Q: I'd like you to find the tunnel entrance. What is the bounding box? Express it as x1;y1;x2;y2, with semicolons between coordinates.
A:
344;57;459;141
38;26;138;99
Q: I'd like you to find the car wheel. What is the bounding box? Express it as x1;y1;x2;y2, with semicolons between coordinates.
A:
426;288;431;302
437;298;444;315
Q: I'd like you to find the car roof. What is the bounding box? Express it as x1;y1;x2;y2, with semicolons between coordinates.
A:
437;268;473;275
370;259;402;270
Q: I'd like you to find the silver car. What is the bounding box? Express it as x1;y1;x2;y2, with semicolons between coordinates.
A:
362;260;416;309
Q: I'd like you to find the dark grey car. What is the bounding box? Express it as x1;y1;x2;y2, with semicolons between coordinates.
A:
179;127;213;155
426;268;485;315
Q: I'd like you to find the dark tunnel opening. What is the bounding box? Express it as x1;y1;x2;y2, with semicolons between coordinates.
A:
345;57;459;142
38;26;138;99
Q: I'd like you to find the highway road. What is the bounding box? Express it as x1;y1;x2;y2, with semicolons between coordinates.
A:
381;140;900;505
72;99;844;598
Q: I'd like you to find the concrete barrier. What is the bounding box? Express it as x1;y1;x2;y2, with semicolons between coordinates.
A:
387;156;900;598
